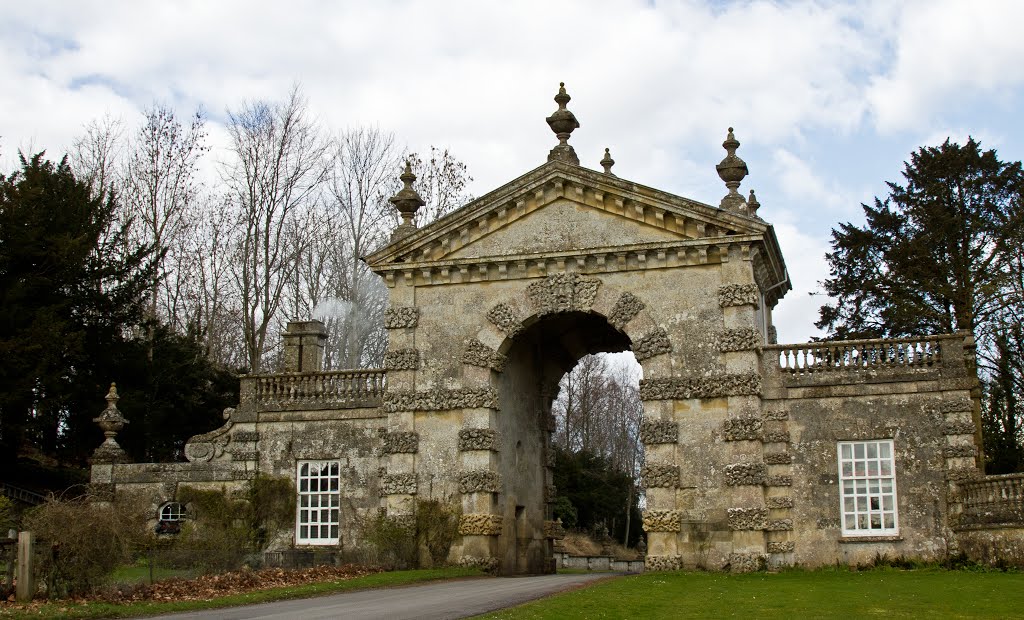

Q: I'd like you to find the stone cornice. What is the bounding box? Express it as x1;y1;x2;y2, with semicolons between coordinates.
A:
374;236;769;288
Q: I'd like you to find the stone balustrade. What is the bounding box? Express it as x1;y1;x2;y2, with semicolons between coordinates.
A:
242;369;386;410
958;474;1024;527
764;334;961;375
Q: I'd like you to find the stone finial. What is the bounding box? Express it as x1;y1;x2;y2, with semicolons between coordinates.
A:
716;127;749;212
545;82;580;165
389;161;425;241
600;147;616;176
92;383;130;464
747;189;760;218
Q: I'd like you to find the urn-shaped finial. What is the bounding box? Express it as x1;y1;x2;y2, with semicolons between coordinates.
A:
600;147;616;176
92;383;130;463
388;161;426;241
716;127;749;211
546;82;581;165
747;189;761;218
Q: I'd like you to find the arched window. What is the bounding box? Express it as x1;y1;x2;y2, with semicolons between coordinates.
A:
157;502;187;534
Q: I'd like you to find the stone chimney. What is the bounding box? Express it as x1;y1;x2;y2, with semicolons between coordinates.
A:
282;319;328;373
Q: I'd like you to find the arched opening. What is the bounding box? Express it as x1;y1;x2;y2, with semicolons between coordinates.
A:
492;310;639;574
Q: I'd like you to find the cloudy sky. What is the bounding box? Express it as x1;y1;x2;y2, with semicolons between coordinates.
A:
3;0;1023;343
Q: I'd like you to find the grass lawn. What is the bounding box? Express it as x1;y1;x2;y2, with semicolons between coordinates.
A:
0;567;484;620
478;568;1024;619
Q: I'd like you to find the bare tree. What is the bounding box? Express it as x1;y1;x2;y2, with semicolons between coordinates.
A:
224;86;330;372
69;114;125;200
405;146;474;227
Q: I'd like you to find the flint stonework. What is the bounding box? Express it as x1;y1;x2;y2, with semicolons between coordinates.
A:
384;307;419;329
762;430;791;443
766;496;794;509
767;541;796;554
718;284;760;308
725;462;767;486
943;444;977;458
458;514;504;536
939;399;973;414
380;431;419;455
642;463;680;488
383;388;498;412
486;303;523;338
716;327;762;352
766;475;793;487
462;339;508;371
943;421;976;436
728;553;767;573
947;467;982;482
526;273;601;315
766;519;794;531
722;417;762;441
459;428;500;451
642;510;683;532
380;473;417;496
639;373;762;400
459;470;502;494
728;507;768;530
633;328;673;361
646;555;683;571
639;420;679;444
383;348;420;371
764;452;793;465
607;292;645;329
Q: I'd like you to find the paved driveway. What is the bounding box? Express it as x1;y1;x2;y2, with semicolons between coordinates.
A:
148;573;619;620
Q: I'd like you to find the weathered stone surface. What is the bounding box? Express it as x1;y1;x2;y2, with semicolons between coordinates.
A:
642;510;683;532
947;467;982;482
944;444;977;458
459;470;502;494
458;513;504;536
728;507;768;530
762;430;791;444
640;373;762;400
380;473;417;496
232;431;260;442
458;428;500;451
544;520;567;539
940;398;973;413
383;348;420;371
716;327;762;352
718;284;760;308
646;555;683;571
233;466;257;480
639;420;679;444
384;306;419;329
766;519;794;531
486;303;523;338
728;552;767;573
607;292;645;329
762;408;789;421
725;463;767;486
722;417;762;441
459;556;500;573
641;463;680;488
764;452;793;465
462;339;507;371
90;482;115;501
766;475;793;487
943;421;977;436
544;485;558;503
383;388;498;412
767;541;795;554
766;496;794;509
231;449;257;461
633;328;672;361
526;273;601;315
380;430;419;455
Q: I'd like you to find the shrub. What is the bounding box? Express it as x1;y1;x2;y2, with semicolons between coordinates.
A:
361;499;460;569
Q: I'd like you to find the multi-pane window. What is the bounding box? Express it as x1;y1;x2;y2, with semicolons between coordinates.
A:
296;461;341;545
159;502;186;522
838;440;898;536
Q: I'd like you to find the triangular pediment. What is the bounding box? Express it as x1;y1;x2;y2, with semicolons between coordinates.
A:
366;160;771;268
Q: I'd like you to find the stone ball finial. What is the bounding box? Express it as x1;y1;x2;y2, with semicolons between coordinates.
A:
546;82;580;165
600;147;616;176
716;126;749;211
388;160;426;241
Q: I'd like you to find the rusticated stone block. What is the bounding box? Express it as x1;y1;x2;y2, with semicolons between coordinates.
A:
947;467;982;482
940;398;973;414
458;513;504;536
232;431;260;443
462;339;507;371
458;428;500;451
639;373;762;400
762;430;791;444
641;463;680;488
640;420;678;444
716;327;762;352
725;463;767;486
943;421;976;436
718;284;760;308
383;348;420;371
459;556;500;573
380;473;417;496
766;496;794;509
545;485;558;503
383;388;498;412
608;292;645;329
766;519;794;531
762;408;789;421
231;449;257;461
459;470;501;494
764;452;792;465
767;541;795;554
642;510;683;532
728;552;767;573
232;467;257;480
384;306;419;329
526;273;601;315
766;475;793;487
544;520;566;539
633;328;672;361
727;507;768;530
486;303;523;338
646;555;683;571
723;417;762;441
380;430;419;455
943;444;977;458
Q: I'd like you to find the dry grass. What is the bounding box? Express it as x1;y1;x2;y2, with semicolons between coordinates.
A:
556;532;640;561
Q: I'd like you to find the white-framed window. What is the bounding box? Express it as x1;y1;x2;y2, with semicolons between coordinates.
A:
838;440;898;536
159;502;186;522
296;460;341;545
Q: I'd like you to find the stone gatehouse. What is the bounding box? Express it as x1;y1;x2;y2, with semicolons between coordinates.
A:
91;84;1023;573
